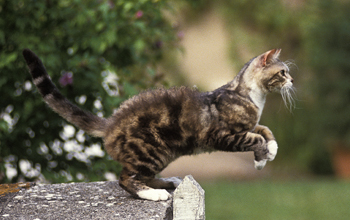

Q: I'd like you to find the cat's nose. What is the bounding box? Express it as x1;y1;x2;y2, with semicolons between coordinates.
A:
291;78;294;83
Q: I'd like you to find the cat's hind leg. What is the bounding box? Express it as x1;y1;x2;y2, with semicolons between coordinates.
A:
137;188;171;201
118;167;171;201
146;177;183;189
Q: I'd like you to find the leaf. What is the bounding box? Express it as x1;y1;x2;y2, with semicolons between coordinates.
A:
0;77;8;88
134;39;146;53
0;52;18;68
123;81;139;96
0;30;5;44
123;2;134;12
95;22;105;32
0;120;9;132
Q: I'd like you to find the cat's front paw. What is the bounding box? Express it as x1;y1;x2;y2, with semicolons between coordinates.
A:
267;140;278;161
254;159;267;170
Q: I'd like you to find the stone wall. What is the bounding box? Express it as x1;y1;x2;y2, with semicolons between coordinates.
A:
0;175;204;220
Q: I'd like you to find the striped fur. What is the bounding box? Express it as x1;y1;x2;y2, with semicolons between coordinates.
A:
23;48;294;201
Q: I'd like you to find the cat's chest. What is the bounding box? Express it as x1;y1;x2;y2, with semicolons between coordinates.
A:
248;87;266;119
249;84;266;122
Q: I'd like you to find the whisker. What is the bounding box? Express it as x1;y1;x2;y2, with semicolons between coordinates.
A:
284;60;299;71
280;84;296;112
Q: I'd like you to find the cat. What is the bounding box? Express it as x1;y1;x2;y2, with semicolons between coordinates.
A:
22;48;294;201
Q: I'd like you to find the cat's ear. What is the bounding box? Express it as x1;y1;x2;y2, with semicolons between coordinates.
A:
260;49;281;67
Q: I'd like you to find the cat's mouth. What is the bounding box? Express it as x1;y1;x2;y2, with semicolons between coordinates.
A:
280;82;296;111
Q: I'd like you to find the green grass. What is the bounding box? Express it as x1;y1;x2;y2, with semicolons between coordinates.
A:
200;179;350;220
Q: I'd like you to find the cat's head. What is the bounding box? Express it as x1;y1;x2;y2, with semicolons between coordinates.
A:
247;49;295;110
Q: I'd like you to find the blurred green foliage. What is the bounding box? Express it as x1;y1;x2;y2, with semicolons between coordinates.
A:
0;0;189;183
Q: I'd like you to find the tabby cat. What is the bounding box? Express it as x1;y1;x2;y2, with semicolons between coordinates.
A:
22;48;294;201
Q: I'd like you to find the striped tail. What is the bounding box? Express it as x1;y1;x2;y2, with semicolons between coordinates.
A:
22;49;107;138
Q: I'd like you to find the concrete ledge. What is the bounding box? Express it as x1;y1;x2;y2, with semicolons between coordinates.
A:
1;181;172;219
0;175;205;220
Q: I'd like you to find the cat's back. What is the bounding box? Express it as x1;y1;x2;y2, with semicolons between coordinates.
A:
106;86;203;133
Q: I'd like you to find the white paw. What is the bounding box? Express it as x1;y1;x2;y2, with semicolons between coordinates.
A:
254;159;267;170
137;189;171;201
267;140;278;161
161;177;183;187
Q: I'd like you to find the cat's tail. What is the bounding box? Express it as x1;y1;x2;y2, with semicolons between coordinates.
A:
22;49;107;138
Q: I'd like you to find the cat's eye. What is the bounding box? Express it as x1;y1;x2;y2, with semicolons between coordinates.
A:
279;70;285;76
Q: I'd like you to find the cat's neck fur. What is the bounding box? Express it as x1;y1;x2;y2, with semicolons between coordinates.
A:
248;80;266;117
226;60;267;118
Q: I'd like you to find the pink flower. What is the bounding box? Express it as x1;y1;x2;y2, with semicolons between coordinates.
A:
177;31;184;40
135;10;143;18
59;72;73;87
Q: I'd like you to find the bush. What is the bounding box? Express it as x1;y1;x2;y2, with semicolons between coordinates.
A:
0;0;184;183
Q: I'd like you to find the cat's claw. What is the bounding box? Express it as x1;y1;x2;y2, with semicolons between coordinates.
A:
267;140;278;161
254;159;267;170
137;189;171;201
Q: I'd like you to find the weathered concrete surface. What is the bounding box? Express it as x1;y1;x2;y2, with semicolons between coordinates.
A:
0;181;173;220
